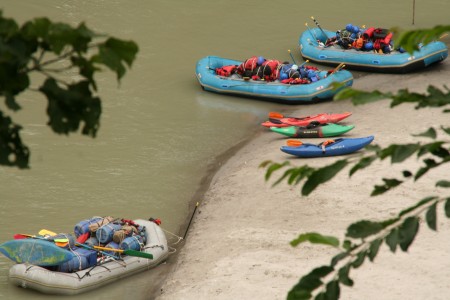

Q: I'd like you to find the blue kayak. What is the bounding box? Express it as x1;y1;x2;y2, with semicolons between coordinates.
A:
0;239;75;266
280;136;374;157
299;28;448;73
195;56;354;104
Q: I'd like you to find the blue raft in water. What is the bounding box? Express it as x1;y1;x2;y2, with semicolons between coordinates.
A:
281;136;374;158
299;28;448;73
195;56;354;104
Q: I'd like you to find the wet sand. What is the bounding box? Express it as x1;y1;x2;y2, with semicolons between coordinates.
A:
155;57;450;300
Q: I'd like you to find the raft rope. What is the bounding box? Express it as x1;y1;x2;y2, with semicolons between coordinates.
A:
161;227;183;245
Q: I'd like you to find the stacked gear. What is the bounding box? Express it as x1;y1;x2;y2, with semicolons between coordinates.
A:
334;23;394;54
215;56;332;85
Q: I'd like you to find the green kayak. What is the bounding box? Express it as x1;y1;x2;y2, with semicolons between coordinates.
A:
270;122;354;138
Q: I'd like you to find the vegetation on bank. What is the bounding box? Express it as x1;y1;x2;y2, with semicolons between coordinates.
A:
261;25;450;300
0;10;138;168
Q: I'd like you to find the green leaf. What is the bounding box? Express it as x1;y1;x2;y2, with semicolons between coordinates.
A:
325;280;340;300
398;217;419;252
302;159;348;196
445;198;450;218
273;165;314;187
346;220;384;239
425;203;437;231
399;196;437;216
291;232;340;248
92;38;138;81
391;144;421;163
334;88;389;105
39;78;101;137
417;142;448;158
349;155;377;177
396;25;450;54
338;265;354;286
402;170;412;178
371;178;403;196
0;111;30;168
412;128;436;139
368;239;382;262
262;161;289;181
331;252;349;267
351;251;366;268
288;266;334;300
436;180;450;188
441;126;450;136
385;228;398;253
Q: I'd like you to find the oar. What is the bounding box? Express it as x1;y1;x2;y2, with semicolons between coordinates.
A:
310;16;328;42
79;244;153;259
13;234;69;247
76;243;120;260
330;63;345;74
305;22;319;44
288;49;297;65
287;139;303;147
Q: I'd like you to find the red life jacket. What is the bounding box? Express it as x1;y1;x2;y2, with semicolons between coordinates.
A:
216;65;237;77
261;60;281;81
362;27;375;40
236;56;259;75
373;32;392;50
281;78;309;85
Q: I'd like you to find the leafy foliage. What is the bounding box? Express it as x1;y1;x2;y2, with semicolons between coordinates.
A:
0;11;138;168
260;26;450;299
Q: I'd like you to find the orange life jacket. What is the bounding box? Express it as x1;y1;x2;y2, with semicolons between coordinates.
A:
352;37;364;49
321;139;335;152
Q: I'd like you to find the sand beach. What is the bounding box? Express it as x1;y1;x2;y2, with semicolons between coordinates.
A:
156;57;450;300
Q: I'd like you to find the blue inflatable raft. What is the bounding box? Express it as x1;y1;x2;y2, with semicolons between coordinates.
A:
195;56;354;104
299;28;448;73
281;136;374;158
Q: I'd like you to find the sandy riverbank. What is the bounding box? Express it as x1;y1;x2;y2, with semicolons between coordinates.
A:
155;57;450;300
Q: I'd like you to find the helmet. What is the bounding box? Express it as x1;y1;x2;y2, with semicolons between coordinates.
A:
352;25;359;33
279;73;288;80
345;24;353;31
257;56;265;65
291;64;299;70
364;42;373;50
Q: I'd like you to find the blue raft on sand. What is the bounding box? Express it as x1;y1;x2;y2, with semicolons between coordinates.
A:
281;136;374;158
195;56;354;104
299;28;448;73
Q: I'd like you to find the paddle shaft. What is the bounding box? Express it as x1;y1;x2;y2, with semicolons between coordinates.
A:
310;16;328;42
183;202;199;240
288;50;297;65
75;243;119;259
305;23;319;43
86;245;153;259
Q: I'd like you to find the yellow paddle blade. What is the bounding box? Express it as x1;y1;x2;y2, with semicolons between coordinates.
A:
38;229;57;236
287;139;303;147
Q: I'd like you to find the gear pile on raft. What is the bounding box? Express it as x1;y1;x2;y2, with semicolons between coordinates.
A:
328;24;398;54
0;217;169;295
215;55;338;84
